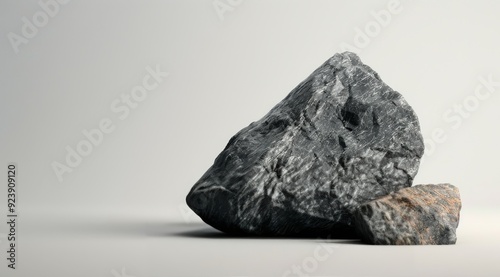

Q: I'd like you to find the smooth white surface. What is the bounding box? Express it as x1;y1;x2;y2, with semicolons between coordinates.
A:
1;0;500;213
0;209;498;277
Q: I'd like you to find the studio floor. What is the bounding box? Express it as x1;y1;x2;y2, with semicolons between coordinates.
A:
2;208;499;277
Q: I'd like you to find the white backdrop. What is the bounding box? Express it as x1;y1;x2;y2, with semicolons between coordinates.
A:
1;1;500;276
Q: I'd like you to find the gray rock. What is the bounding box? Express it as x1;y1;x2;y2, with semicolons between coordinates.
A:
186;52;424;236
354;184;461;245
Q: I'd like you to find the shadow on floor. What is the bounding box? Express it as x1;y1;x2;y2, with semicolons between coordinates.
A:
172;223;364;244
51;218;364;244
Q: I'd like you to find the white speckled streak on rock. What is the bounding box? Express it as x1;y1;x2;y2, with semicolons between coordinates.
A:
354;184;461;245
186;52;424;236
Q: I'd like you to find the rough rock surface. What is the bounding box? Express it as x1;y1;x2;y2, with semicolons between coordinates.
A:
186;52;424;236
354;184;461;245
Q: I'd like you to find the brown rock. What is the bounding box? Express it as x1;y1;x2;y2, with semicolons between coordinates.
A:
354;184;461;245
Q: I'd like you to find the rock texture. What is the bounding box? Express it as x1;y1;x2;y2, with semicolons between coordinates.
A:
354;184;461;245
186;52;424;236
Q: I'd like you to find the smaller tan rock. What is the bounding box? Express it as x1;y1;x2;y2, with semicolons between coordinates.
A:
354;184;461;245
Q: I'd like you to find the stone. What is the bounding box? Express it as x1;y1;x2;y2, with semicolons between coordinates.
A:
354;184;462;245
186;52;424;236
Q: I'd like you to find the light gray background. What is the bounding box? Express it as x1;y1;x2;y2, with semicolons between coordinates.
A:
1;0;500;276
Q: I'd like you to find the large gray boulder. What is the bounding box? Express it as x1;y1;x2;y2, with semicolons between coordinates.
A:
186;52;424;236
